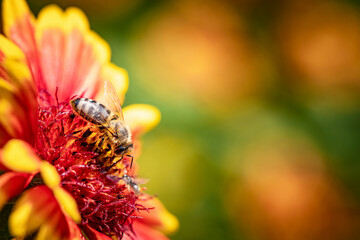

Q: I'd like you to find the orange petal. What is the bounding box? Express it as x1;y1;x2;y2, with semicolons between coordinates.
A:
136;197;179;235
123;221;170;240
81;225;113;240
0;172;33;210
40;161;81;223
123;104;161;136
0;80;25;138
0;35;38;142
2;0;44;90
0;75;37;142
35;5;110;101
1;139;41;173
65;216;83;240
9;186;74;239
0;34;28;83
36;214;83;240
2;0;34;37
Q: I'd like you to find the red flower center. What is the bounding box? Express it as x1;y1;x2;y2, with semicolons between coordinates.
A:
33;91;141;239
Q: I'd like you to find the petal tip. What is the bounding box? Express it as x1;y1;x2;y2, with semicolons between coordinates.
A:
2;0;33;36
65;7;90;31
87;31;111;63
53;188;81;223
102;63;129;100
124;104;161;135
2;139;40;173
40;162;61;189
161;209;180;235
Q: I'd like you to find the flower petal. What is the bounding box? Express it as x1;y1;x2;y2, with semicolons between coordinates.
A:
2;0;34;37
0;35;38;142
65;216;83;240
35;5;110;101
98;63;129;103
123;221;170;240
123;104;161;136
1;139;41;173
40;161;61;189
2;0;44;90
81;225;113;240
36;215;83;240
136;197;179;235
9;186;72;239
0;79;24;139
0;172;33;210
0;34;26;62
53;187;81;223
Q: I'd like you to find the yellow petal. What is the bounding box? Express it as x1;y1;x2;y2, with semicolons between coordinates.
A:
101;63;129;103
3;58;32;87
9;194;49;237
86;30;111;63
40;162;61;189
36;5;110;63
2;139;41;173
53;187;81;223
65;7;89;33
0;79;22;137
36;5;89;37
0;34;26;60
123;104;161;135
2;0;34;37
9;201;33;236
0;35;33;94
137;197;179;235
36;224;52;240
35;213;62;240
36;4;64;40
159;207;180;235
9;186;76;239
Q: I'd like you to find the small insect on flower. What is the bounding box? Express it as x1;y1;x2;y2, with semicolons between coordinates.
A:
70;80;134;169
120;170;149;194
122;174;141;194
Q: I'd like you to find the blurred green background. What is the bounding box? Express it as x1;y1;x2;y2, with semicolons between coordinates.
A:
21;0;360;239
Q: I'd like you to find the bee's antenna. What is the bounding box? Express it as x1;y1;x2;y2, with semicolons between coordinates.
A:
106;155;124;171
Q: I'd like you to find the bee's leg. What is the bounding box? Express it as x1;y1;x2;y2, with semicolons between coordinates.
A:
126;155;134;169
97;125;109;131
96;137;105;151
106;155;124;170
82;127;93;138
105;141;115;158
110;142;117;157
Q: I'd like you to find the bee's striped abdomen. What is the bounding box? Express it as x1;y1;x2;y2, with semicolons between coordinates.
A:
70;98;111;125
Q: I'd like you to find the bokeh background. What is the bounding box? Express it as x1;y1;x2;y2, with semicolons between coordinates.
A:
6;0;360;239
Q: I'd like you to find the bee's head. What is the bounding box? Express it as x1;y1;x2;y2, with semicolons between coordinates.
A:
115;142;133;155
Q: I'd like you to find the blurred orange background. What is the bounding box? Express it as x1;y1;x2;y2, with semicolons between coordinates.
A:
7;0;360;239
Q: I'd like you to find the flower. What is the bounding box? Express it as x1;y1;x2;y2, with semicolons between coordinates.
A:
0;0;178;239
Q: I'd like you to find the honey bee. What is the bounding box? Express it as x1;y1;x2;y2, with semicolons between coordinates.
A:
70;80;133;168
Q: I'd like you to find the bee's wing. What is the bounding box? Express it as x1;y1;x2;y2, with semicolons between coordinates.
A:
135;178;150;185
100;79;124;120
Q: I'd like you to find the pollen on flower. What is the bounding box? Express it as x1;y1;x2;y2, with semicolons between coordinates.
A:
33;90;143;239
